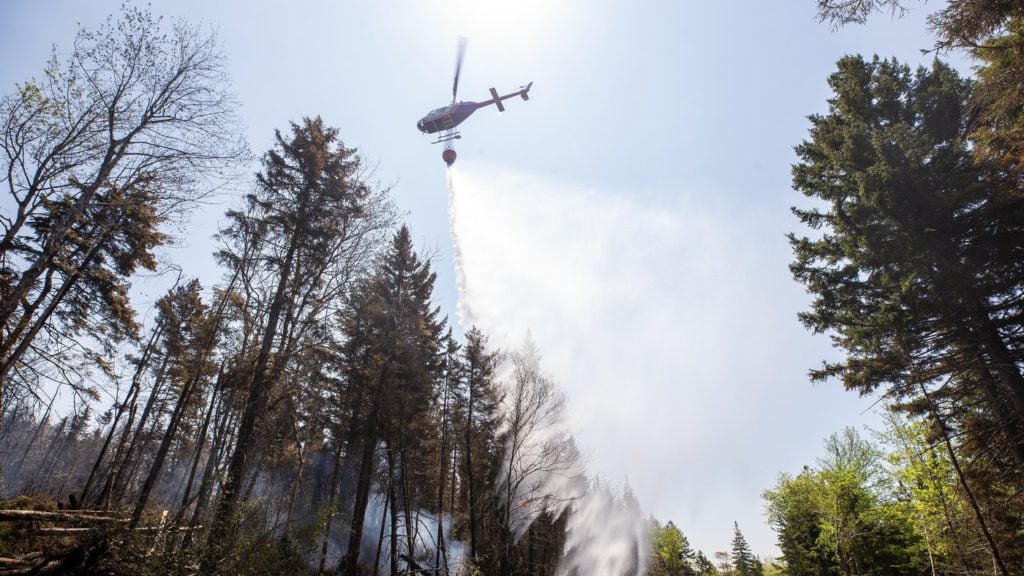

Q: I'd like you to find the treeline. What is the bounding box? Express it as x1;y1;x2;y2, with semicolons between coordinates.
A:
764;420;1012;576
649;520;779;576
0;7;606;575
772;1;1024;574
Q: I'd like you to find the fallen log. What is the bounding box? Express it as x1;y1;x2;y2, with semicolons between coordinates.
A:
0;551;45;575
0;539;110;575
34;527;95;535
34;524;198;535
0;510;124;524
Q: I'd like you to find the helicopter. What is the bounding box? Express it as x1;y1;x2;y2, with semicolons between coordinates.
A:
417;38;533;166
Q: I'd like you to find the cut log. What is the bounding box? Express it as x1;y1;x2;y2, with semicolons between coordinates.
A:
0;510;124;523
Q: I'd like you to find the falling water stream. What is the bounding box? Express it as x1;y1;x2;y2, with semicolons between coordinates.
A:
445;166;650;576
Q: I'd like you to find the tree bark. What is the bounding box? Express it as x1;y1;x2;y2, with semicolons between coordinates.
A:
919;381;1010;576
343;363;389;575
388;450;399;576
317;442;344;575
206;231;300;557
173;383;217;526
80;317;164;504
465;376;477;561
130;358;207;529
373;476;390;576
107;354;171;507
183;384;237;549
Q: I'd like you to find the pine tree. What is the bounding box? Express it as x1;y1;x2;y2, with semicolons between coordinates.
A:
433;330;461;574
207;117;388;561
816;1;1024;178
694;550;718;575
458;326;502;564
789;54;1024;569
790;55;1024;458
128;279;221;529
731;522;756;576
339;225;445;575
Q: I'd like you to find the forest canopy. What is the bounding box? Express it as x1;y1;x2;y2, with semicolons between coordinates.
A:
1;1;1024;575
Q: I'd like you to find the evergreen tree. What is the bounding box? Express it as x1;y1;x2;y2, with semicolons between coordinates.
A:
129;279;219;529
207;117;388;560
731;522;756;576
790;55;1024;459
817;1;1024;178
432;329;461;574
458;326;502;564
694;550;718;576
789;54;1024;570
339;225;445;575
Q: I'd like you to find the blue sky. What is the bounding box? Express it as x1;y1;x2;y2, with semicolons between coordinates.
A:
0;0;966;559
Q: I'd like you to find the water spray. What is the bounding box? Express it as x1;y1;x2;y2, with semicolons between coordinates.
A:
446;169;474;327
447;167;652;575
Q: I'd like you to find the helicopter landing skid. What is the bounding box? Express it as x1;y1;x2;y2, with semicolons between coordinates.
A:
432;132;461;144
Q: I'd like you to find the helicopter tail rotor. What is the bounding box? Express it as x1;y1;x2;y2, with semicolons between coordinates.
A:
452;36;467;103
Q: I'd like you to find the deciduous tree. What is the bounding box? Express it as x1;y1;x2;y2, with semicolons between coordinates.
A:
0;6;245;425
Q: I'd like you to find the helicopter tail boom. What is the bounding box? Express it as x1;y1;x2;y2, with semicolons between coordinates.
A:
481;82;534;112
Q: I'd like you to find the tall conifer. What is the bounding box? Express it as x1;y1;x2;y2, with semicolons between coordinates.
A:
340;225;445;575
790;55;1024;472
207;117;386;562
731;522;756;576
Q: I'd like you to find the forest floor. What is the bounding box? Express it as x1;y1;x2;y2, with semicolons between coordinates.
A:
0;496;167;575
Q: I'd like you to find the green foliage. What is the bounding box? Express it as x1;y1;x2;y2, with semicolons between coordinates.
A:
970;14;1024;177
694;550;718;576
818;1;1024;178
764;428;926;576
790;50;1024;574
790;55;980;394
731;522;759;576
0;3;245;405
651;520;697;576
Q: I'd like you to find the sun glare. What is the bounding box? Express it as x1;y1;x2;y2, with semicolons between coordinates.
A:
433;0;568;51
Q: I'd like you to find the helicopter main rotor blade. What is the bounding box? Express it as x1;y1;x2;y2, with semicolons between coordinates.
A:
452;36;467;103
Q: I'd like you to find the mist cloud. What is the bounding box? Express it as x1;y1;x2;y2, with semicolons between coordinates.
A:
446;161;872;556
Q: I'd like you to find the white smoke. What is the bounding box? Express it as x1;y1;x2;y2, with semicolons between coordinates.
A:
338;491;467;573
